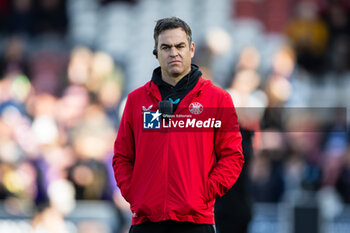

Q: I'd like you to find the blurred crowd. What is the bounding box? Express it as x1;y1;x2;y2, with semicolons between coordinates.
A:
0;0;350;232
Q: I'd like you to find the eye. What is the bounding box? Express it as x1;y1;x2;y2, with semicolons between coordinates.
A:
176;44;185;49
161;46;170;50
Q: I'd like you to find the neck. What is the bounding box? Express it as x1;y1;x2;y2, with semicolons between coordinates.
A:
161;69;191;86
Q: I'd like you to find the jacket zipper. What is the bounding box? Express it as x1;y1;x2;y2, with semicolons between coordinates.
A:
163;131;169;218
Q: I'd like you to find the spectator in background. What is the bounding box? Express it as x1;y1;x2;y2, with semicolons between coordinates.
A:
215;47;265;233
0;100;48;213
336;147;350;203
29;50;67;95
67;104;115;201
31;179;75;233
32;206;70;233
250;133;285;203
7;0;34;35
215;129;254;233
67;46;124;126
0;35;29;79
285;0;329;74
261;45;295;130
322;1;350;73
34;0;67;36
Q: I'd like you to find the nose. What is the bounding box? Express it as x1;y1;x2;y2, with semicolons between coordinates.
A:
169;47;178;57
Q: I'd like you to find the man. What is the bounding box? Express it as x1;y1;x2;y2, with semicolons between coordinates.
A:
113;17;244;233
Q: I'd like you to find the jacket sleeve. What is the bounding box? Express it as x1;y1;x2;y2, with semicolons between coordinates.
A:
207;91;244;200
112;96;135;203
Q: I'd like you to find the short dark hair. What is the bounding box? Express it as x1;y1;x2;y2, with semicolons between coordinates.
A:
153;17;192;48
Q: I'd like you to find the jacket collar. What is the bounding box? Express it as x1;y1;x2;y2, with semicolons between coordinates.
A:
146;64;206;101
151;64;201;91
145;76;211;108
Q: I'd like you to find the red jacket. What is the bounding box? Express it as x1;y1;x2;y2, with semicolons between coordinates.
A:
113;77;244;225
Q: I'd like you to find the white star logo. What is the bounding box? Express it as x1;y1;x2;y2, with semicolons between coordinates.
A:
151;110;162;122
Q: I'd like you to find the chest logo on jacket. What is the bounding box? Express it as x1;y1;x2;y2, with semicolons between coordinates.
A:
189;102;203;115
142;105;153;111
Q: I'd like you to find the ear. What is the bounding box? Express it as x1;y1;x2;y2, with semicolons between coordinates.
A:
190;42;195;58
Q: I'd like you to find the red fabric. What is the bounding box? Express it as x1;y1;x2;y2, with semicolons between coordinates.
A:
113;78;244;225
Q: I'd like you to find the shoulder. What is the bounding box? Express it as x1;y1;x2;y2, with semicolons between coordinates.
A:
127;81;151;99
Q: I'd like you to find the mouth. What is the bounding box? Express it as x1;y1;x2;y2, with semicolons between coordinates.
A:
169;60;181;64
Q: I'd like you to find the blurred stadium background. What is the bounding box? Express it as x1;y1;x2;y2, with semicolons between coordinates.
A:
0;0;350;232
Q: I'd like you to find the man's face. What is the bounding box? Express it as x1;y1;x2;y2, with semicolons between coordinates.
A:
156;28;195;79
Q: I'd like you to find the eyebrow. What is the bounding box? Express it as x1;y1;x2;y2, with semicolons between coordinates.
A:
160;42;187;48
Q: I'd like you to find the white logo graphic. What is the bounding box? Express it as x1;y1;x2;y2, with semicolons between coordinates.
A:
189;102;203;115
142;105;153;111
143;110;162;129
151;110;162;122
142;104;153;112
